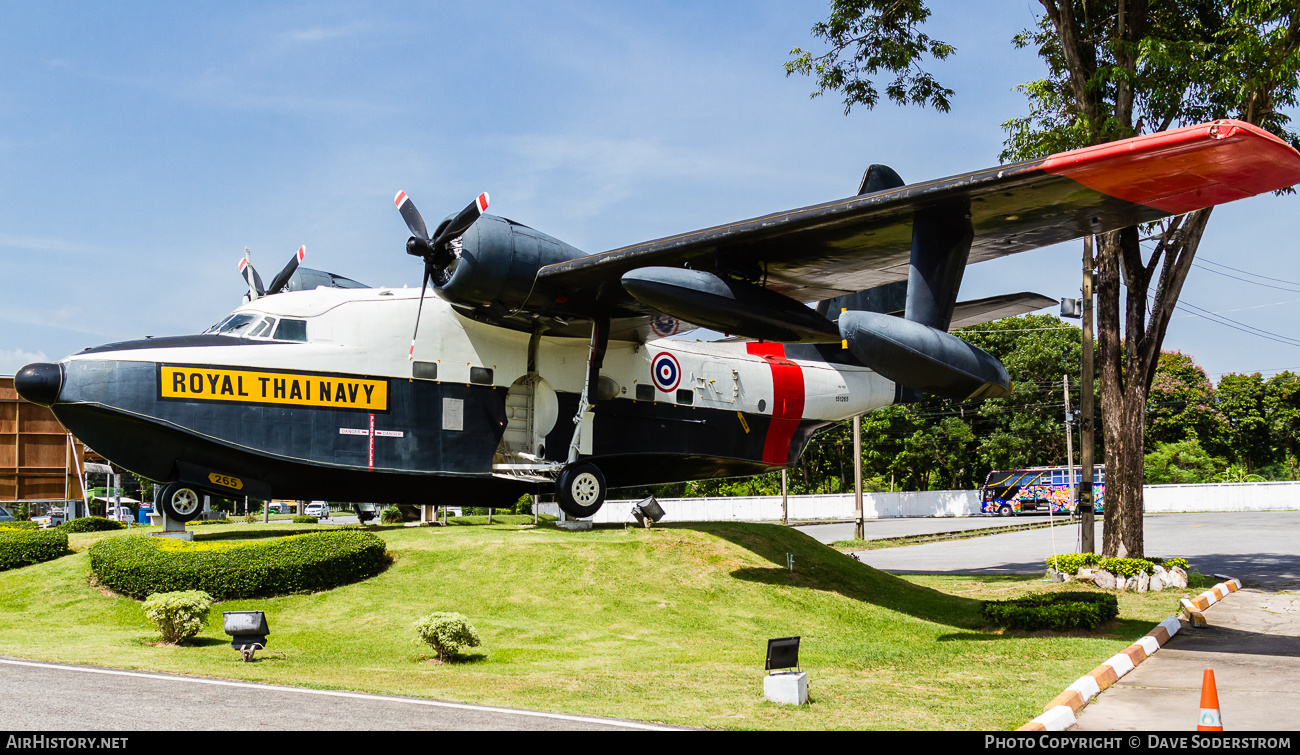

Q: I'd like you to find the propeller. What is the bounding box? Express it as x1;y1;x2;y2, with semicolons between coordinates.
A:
394;190;489;359
238;248;265;300
237;245;305;300
265;245;306;295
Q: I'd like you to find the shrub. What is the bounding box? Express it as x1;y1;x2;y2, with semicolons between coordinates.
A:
1045;553;1100;573
293;515;318;524
1097;557;1155;578
89;530;388;599
413;612;481;662
142;590;213;644
982;592;1119;631
514;494;533;515
0;527;68;570
59;517;125;533
381;506;403;524
244;514;258;524
2;521;39;530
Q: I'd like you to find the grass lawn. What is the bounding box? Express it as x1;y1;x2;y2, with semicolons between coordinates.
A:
0;521;1191;730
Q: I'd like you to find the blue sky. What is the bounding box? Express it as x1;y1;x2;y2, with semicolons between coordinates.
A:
2;1;1298;382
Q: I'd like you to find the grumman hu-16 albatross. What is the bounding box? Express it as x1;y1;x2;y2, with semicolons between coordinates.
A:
16;120;1300;522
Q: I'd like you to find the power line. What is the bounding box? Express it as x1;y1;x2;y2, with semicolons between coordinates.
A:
1197;257;1300;288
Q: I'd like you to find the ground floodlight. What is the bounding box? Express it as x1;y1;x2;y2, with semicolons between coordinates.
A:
224;610;270;662
631;495;666;528
765;636;800;671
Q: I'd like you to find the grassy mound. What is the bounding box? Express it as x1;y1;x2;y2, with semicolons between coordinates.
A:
89;529;388;599
0;521;1180;730
0;525;68;570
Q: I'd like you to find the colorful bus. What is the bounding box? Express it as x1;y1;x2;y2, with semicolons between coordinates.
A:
980;465;1105;516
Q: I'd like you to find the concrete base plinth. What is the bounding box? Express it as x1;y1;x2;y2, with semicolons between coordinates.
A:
556;520;592;531
764;671;808;705
152;530;194;541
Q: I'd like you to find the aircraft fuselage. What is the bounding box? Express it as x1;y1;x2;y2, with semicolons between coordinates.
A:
37;286;896;507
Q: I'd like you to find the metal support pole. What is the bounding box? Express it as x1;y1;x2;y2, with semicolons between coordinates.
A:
1081;235;1097;553
781;469;788;526
854;415;864;541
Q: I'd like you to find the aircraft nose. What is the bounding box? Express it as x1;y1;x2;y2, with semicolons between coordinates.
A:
14;362;64;406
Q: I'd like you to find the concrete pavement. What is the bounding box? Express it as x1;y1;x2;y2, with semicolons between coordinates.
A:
1072;587;1300;731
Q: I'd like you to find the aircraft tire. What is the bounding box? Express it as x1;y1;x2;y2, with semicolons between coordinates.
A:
556;462;606;519
158;482;203;522
997;504;1014;517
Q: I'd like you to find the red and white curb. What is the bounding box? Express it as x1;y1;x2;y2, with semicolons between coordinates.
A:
1017;576;1243;732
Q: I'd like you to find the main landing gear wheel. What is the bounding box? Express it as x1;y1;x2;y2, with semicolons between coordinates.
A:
556;462;606;519
158;482;202;522
998;504;1014;518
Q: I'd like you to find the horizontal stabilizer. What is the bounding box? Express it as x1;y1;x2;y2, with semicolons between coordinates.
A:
839;311;1011;400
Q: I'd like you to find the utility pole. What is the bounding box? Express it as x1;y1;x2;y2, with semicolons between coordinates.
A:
854;415;864;541
1080;235;1097;553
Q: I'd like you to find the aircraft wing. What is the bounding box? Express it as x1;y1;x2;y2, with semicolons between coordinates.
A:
535;120;1300;315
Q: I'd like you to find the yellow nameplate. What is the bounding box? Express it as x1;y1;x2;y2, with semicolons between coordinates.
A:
208;472;244;491
160;366;388;411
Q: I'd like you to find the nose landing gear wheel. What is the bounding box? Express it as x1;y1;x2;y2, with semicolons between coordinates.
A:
556;462;606;519
158;482;202;522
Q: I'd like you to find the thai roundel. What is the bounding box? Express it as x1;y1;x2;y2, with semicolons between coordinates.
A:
651;352;681;392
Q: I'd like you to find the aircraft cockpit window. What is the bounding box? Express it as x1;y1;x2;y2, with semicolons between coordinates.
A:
273;318;308;342
247;317;276;338
209;314;258;336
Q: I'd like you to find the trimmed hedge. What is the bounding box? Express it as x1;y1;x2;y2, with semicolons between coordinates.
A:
58;517;125;533
292;515;319;524
0;527;69;570
1046;553;1191;578
89;530;388;599
1045;552;1100;573
982;592;1119;631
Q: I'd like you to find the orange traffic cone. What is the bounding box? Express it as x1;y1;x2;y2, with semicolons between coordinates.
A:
1197;669;1223;731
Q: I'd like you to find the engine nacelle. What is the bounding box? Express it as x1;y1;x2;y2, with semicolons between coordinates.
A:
621;267;840;343
438;215;586;311
839;310;1011;400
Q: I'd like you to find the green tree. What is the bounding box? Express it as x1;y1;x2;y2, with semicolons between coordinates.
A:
1215;371;1273;471
1144;439;1222;484
1266;371;1300;480
1004;2;1300;559
784;0;956;114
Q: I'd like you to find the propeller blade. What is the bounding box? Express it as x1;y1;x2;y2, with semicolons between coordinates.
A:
408;264;432;360
238;256;265;299
430;192;489;247
395;191;429;240
266;245;306;295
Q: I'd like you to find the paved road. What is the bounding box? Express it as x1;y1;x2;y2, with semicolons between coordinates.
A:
0;657;679;731
799;512;1300;587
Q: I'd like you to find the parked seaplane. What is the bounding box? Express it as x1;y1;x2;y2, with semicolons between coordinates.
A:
16;120;1300;522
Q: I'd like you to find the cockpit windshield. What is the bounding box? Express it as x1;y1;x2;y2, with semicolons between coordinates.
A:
204;313;259;335
203;313;308;342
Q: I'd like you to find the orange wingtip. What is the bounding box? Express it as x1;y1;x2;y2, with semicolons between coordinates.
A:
1042;119;1300;214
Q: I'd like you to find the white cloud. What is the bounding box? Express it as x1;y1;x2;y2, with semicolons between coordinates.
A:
0;349;49;376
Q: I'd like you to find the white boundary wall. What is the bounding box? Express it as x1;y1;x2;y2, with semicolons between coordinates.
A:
537;480;1300;523
1142;480;1300;513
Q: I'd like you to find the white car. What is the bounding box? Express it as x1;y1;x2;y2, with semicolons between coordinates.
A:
304;502;329;518
34;510;65;528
